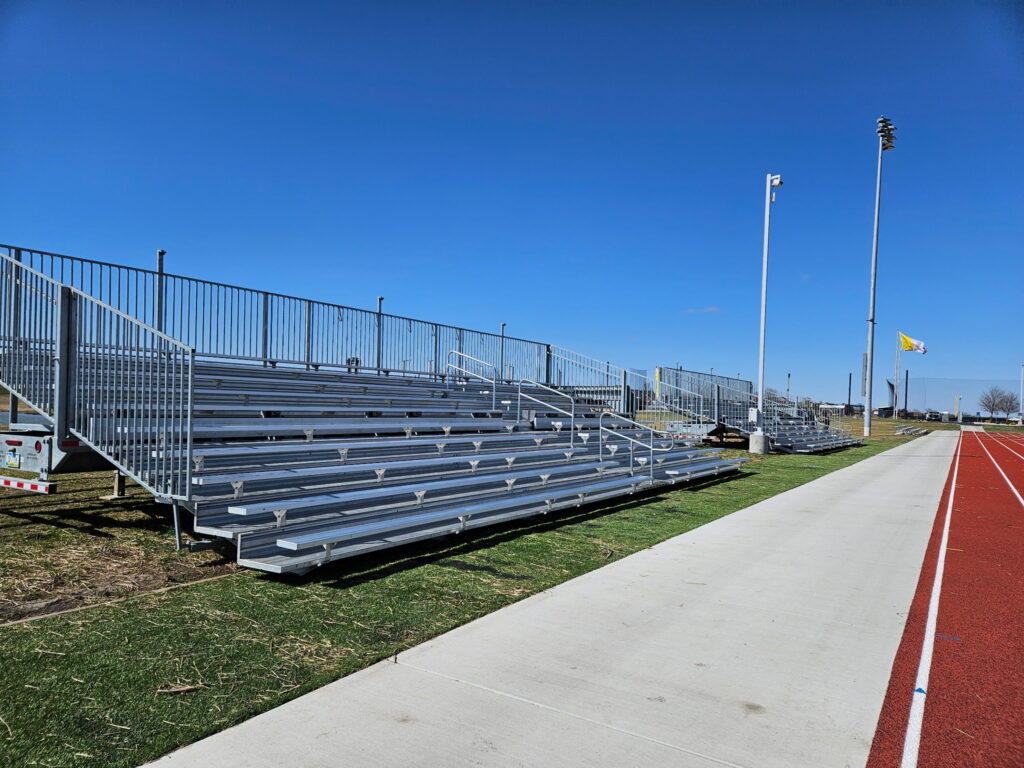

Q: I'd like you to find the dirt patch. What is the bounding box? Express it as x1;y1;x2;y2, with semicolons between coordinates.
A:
0;471;238;623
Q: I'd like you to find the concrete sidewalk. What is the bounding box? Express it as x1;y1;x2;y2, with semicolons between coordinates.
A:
148;432;958;768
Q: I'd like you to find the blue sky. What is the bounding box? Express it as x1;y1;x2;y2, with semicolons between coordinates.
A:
1;0;1022;403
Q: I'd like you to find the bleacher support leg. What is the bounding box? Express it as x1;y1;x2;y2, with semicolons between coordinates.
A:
100;471;131;501
172;501;184;551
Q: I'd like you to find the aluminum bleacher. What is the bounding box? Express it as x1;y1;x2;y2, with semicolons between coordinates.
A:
655;366;862;454
0;244;747;575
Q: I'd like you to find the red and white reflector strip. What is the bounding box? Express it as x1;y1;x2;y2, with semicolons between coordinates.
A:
0;475;55;494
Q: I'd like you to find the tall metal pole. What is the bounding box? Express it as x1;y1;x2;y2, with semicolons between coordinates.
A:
1019;363;1023;425
892;330;901;419
756;173;780;438
864;139;883;435
864;116;896;436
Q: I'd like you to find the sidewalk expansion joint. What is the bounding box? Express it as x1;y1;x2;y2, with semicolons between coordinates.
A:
395;659;751;768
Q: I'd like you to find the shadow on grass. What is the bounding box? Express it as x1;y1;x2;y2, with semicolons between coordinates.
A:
0;493;168;538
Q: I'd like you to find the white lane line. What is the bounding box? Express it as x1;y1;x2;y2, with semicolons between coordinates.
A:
987;432;1024;463
900;432;962;768
974;433;1024;508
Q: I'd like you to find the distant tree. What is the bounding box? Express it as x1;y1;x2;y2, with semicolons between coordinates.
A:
1000;391;1021;419
979;386;1009;418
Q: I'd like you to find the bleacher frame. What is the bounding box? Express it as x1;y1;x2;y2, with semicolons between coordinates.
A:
0;243;748;574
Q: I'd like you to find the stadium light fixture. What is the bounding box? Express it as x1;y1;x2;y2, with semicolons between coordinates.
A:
753;172;783;453
864;116;896;437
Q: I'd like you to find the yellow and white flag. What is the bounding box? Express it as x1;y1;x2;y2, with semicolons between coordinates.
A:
899;332;927;354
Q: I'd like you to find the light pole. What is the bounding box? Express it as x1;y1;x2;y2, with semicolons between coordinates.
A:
864;116;896;436
1019;363;1023;425
752;172;783;454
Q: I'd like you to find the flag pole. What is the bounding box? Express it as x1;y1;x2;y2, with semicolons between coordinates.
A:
893;330;901;420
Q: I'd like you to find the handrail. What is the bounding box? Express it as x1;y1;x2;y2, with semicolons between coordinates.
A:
445;350;497;411
1;255;193;351
2;243;552;379
0;253;195;500
0;243;545;347
597;411;675;481
516;378;576;447
548;349;707;433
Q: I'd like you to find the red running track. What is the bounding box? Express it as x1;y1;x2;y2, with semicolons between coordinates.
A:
867;431;1024;768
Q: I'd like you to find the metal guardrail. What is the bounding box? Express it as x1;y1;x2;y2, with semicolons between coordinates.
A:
547;348;708;432
657;366;753;401
1;256;59;419
652;365;854;441
445;351;498;411
597;411;675;481
0;253;194;500
1;244;550;381
516;378;576;446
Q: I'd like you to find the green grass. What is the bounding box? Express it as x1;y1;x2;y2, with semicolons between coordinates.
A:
976;423;1024;434
832;416;963;434
0;435;913;767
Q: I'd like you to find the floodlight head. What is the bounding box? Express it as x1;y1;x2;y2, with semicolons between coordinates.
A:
770;174;783;188
876;115;896;150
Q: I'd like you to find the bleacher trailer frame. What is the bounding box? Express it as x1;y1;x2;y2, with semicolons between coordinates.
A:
1;243;753;574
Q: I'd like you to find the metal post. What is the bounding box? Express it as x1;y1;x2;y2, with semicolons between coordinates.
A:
101;470;131;500
904;369;909;416
864;138;884;435
754;172;781;453
375;296;384;373
432;324;440;381
620;369;629;417
544;345;552;386
303;302;313;370
865;116;896;436
1020;363;1023;425
499;322;506;383
7;250;22;425
847;372;852;408
260;292;270;366
786;372;791;401
892;332;901;419
155;250;166;333
172;500;184;550
53;286;78;440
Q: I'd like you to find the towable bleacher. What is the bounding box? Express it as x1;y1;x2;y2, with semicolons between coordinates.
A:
654;366;862;453
0;244;746;574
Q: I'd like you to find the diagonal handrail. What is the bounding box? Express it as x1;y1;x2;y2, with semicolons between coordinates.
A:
445;350;498;411
516;378;576;447
597;411;676;481
0;253;195;500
